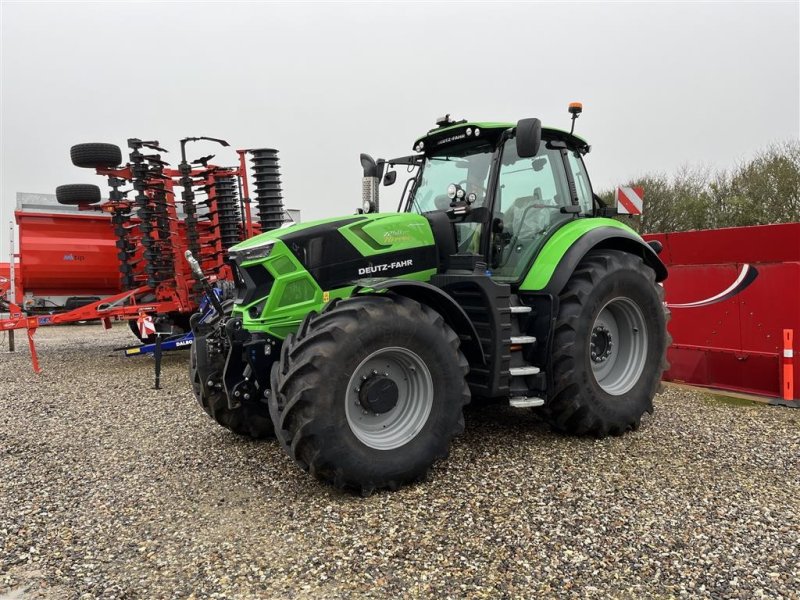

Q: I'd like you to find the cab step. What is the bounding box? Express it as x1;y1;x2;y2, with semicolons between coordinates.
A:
509;396;545;408
510;335;536;344
510;305;532;314
509;366;540;377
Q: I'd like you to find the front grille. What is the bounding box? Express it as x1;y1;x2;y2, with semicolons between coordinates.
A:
234;263;274;306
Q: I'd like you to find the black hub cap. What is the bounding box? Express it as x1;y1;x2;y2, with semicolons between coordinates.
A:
358;375;399;414
591;325;614;363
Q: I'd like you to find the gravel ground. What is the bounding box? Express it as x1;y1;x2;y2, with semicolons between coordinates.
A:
1;324;798;599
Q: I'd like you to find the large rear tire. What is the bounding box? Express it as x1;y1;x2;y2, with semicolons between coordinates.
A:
269;294;470;494
545;249;669;437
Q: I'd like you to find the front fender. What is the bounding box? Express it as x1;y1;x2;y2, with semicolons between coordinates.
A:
359;279;486;366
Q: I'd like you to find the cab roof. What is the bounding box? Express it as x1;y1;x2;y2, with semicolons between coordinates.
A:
413;120;589;155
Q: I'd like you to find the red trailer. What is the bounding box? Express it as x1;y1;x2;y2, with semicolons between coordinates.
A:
646;223;799;404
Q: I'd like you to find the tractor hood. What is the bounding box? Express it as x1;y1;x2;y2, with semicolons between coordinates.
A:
228;212;440;291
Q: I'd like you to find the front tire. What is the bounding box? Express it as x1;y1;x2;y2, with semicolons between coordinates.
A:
545;249;669;437
269;294;470;494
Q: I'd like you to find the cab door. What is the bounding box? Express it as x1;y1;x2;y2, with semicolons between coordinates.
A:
489;138;575;281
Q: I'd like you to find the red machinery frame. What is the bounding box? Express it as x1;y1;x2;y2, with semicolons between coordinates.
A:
1;146;262;373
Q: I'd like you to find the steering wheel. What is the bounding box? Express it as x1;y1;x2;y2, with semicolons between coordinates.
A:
496;197;555;268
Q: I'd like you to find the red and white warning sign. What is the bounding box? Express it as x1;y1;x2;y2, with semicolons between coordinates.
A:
137;314;156;339
615;186;644;215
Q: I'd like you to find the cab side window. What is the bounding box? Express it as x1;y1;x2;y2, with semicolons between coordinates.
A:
491;139;571;280
566;151;593;213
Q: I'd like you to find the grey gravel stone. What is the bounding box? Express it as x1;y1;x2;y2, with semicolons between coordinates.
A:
1;324;798;599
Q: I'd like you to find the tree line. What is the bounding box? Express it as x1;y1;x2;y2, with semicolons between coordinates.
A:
599;140;800;233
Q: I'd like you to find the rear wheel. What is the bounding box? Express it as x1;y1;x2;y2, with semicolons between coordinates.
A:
269;294;470;494
545;249;669;437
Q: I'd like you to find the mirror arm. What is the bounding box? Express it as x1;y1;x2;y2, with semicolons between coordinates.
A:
398;177;416;212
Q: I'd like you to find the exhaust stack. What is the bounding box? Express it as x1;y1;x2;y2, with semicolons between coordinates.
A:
360;153;379;213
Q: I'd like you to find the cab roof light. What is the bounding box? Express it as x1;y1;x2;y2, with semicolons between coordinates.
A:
568;102;583;134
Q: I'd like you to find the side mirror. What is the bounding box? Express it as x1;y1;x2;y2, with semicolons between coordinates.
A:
383;170;397;186
515;118;542;158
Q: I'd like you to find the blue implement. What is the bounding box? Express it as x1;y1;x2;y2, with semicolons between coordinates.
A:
122;331;194;357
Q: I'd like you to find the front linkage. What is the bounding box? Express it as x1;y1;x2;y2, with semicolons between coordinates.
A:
186;251;277;438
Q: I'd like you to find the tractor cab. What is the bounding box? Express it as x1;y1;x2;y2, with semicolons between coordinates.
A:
377;112;594;282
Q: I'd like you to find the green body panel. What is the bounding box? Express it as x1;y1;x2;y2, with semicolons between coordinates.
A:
231;214;365;251
337;213;434;256
231;213;438;339
519;218;637;291
231;212;433;257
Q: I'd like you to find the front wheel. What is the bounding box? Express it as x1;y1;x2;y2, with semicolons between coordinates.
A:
545;249;669;437
269;294;471;494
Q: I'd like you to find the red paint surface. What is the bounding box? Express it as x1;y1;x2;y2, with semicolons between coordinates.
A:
0;262;22;300
645;223;800;401
15;211;121;296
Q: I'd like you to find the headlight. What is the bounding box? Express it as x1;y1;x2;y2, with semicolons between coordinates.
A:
456;188;465;199
230;241;274;263
466;127;473;136
447;184;457;199
362;199;373;213
474;128;481;137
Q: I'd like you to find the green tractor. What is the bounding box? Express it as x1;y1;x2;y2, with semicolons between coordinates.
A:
190;107;669;494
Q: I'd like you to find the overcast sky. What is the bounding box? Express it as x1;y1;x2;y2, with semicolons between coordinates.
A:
1;1;798;261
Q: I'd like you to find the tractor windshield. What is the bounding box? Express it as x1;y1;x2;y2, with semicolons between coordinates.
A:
407;146;493;252
409;147;494;214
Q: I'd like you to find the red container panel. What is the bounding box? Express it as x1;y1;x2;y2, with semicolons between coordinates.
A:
645;223;800;401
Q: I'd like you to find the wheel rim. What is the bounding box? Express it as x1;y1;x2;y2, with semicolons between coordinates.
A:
590;297;648;396
345;347;434;450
